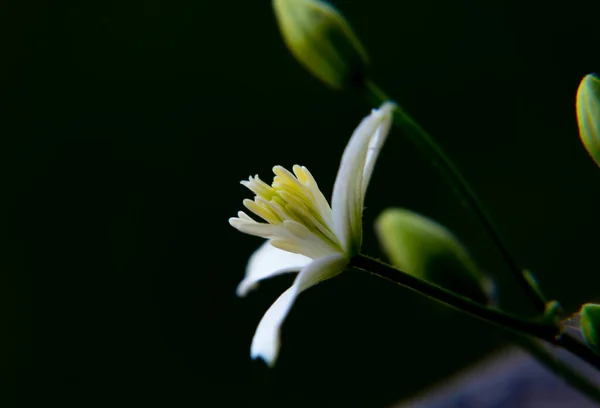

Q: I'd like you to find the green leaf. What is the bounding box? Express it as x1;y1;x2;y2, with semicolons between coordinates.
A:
272;0;369;89
580;303;600;353
375;208;493;303
576;73;600;168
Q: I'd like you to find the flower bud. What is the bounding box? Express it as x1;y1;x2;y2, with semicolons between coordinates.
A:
375;208;492;303
576;74;600;168
272;0;369;89
580;303;600;353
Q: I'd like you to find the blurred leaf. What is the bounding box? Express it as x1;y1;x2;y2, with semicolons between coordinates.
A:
580;303;600;353
576;73;600;168
375;208;492;304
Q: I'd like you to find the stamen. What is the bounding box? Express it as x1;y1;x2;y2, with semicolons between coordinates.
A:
263;199;290;221
241;175;276;199
292;165;309;183
294;166;333;225
255;197;284;224
237;211;256;222
231;165;343;259
243;199;281;225
282;220;314;240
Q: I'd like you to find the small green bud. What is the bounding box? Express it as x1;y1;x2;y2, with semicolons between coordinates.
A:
375;208;492;303
580;303;600;353
576;74;600;168
272;0;369;89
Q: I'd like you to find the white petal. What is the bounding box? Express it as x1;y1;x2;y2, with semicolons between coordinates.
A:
331;102;395;255
250;253;348;366
362;102;395;197
237;240;312;297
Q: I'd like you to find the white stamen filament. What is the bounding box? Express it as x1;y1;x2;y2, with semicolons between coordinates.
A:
229;165;343;259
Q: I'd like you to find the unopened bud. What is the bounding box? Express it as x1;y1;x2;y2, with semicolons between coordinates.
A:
272;0;369;89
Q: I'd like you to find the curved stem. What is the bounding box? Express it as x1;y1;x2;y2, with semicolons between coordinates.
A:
352;254;600;371
364;80;547;313
352;254;556;338
359;80;600;400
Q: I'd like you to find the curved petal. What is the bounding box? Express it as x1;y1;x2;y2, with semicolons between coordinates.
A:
331;102;395;255
250;253;348;366
237;240;312;297
362;102;395;196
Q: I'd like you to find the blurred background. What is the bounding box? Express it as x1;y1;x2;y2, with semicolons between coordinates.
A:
6;0;600;406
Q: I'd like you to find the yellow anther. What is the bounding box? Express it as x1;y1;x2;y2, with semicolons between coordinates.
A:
243;199;281;225
236;165;343;255
292;165;309;184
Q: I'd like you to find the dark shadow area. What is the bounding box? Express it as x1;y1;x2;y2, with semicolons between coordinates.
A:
6;0;600;406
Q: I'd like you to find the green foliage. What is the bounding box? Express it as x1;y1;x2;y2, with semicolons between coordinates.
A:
576;74;600;168
375;208;492;304
272;0;369;89
580;303;600;353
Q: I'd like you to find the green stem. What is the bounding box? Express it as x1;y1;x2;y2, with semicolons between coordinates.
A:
351;254;600;371
364;80;547;313
353;254;600;403
360;80;600;400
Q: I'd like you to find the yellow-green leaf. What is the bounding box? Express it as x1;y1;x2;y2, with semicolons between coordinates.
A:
580;303;600;353
576;73;600;168
375;208;492;303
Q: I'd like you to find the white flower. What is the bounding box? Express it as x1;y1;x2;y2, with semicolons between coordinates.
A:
229;102;395;366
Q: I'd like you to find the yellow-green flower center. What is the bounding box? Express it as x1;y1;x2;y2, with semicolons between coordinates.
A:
230;165;343;259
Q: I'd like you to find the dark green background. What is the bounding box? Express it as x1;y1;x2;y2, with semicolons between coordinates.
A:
7;0;600;406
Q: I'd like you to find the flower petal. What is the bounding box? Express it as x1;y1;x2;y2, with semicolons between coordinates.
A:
362;102;395;196
250;253;348;366
237;240;312;297
331;102;395;255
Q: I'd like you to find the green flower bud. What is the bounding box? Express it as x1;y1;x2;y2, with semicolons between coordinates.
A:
375;208;492;303
272;0;369;89
576;74;600;168
580;303;600;353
